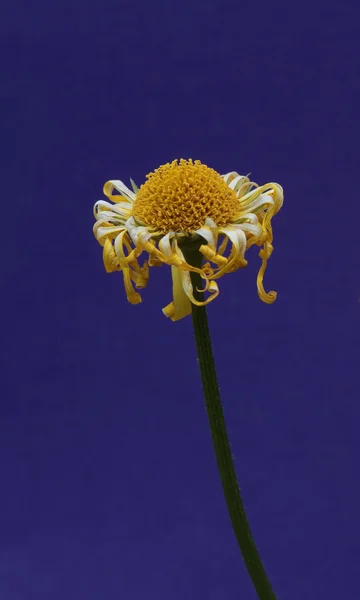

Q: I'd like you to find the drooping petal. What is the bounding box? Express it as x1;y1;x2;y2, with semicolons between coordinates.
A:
122;268;142;304
162;265;192;321
94;166;283;318
217;235;229;256
114;229;144;267
261;183;284;215
158;232;176;259
102;237;118;272
194;217;218;250
130;261;149;289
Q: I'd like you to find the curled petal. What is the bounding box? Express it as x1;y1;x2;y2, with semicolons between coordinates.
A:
103;180;136;203
180;269;219;307
172;240;207;278
257;242;277;304
236;222;263;250
211;226;248;279
199;244;227;267
235;194;271;219
240;183;283;219
263;183;284;215
163;267;219;321
94;170;283;318
114;230;139;268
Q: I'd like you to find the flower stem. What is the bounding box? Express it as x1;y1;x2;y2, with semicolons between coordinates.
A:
183;244;278;600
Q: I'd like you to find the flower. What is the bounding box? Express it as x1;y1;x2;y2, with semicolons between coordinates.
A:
93;159;283;321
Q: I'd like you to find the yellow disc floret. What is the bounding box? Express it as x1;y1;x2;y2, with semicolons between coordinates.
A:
131;159;240;234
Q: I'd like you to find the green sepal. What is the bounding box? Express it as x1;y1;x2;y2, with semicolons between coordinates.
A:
130;178;140;193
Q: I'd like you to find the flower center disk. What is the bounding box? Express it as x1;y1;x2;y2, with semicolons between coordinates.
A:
131;159;240;234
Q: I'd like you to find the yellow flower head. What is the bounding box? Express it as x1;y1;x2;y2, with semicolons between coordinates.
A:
93;159;283;321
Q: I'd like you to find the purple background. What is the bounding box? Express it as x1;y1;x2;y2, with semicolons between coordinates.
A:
2;0;360;598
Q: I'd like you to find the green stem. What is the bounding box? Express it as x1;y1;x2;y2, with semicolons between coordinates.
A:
183;244;278;600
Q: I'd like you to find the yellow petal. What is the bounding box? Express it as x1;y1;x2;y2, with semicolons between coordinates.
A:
257;242;277;304
162;265;192;321
130;262;149;289
102;238;118;272
123;268;142;304
199;244;227;267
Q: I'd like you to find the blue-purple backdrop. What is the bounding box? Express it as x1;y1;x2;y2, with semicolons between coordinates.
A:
2;0;359;598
